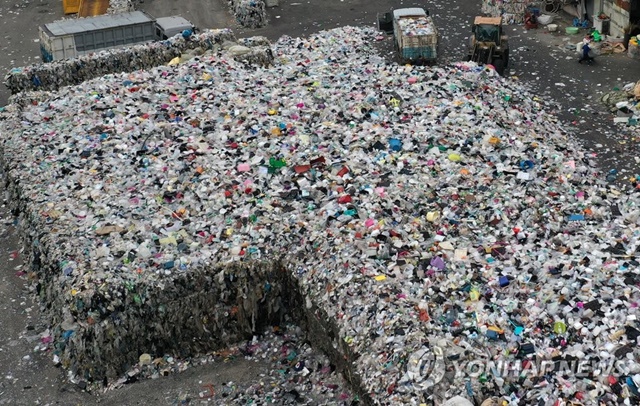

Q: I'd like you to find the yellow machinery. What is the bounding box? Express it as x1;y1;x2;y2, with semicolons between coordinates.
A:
77;0;109;17
467;16;510;75
62;0;80;14
63;0;108;16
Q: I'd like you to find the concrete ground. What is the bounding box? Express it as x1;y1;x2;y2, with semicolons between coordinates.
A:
0;0;639;404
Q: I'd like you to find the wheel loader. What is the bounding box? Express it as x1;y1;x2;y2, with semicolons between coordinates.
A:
467;16;509;75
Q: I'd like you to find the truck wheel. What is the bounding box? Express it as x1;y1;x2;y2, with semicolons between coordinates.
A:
492;58;505;75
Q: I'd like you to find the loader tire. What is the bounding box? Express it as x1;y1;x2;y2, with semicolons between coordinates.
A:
492;58;505;76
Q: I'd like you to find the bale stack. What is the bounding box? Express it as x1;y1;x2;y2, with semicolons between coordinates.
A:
481;0;536;25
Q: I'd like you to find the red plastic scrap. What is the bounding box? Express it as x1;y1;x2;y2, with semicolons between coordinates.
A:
337;166;349;177
294;164;311;174
338;195;352;204
200;383;215;398
310;156;326;167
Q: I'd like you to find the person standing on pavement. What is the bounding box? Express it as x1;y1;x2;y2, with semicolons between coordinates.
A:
578;34;594;64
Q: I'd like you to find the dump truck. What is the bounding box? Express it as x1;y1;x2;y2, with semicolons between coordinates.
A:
467;16;509;75
391;8;438;65
39;10;195;62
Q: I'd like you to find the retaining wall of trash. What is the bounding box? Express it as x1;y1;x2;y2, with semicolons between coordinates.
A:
1;168;284;381
3;29;237;95
283;268;373;405
5;36;274;102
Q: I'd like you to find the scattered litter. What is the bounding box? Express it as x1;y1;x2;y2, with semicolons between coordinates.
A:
111;325;354;405
601;81;640;128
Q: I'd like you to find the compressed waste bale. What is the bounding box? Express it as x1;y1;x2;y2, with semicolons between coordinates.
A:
228;45;252;56
229;0;267;28
232;46;274;67
629;36;640;59
481;0;536;25
3;29;238;95
238;35;271;47
106;0;134;14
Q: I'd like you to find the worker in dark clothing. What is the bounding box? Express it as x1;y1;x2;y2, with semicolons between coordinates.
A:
578;36;594;64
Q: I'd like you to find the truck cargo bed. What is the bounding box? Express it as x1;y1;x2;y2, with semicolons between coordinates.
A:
392;8;438;64
396;16;437;37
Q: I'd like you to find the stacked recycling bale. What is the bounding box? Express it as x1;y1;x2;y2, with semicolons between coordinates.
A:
106;0;134;14
229;0;267;28
482;0;536;24
629;36;640;59
3;29;239;95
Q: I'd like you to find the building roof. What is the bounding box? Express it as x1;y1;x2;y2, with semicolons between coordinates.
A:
43;11;154;36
